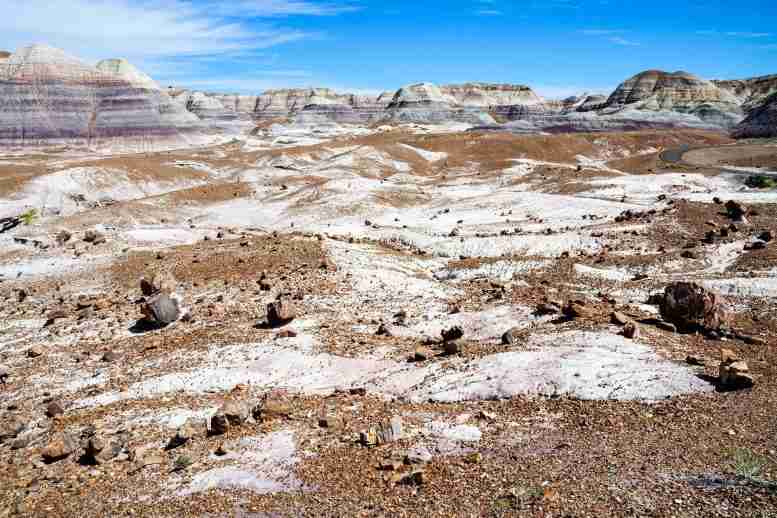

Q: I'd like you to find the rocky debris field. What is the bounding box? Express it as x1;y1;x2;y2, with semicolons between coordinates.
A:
0;127;776;516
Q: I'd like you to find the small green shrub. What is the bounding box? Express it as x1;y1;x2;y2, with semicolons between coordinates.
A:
20;209;38;225
746;175;777;189
730;448;768;479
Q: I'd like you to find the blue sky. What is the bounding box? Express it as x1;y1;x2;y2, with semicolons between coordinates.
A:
4;0;777;98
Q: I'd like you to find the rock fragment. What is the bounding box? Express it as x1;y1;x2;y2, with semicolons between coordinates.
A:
360;417;404;447
659;282;727;331
501;327;522;345
45;401;64;418
0;417;26;444
719;349;754;390
83;229;106;245
441;325;463;342
266;297;296;327
141;292;181;325
41;432;78;463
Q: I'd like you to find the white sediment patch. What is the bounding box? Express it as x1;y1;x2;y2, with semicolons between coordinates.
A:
394;305;542;342
434;259;550;282
179;431;302;496
405;331;713;402
76;329;711;408
0;253;111;279
702;278;777;298
399;144;448;162
574;263;633;282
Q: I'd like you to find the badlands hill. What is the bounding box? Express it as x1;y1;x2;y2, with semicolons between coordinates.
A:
0;44;776;148
0;45;199;150
733;91;777;138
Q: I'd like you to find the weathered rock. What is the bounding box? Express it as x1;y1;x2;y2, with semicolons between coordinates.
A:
168;419;205;449
140;273;176;297
41;432;78;462
252;397;292;422
725;201;749;223
266;298;296;327
55;230;72;245
376;323;393;336
26;346;43;358
659;282;727;331
0;365;8;383
733;91;777;139
83;435;123;464
360;417;404;447
621;322;640;340
0;417;26;443
45;401;64;418
83;230;106;245
443;340;462;356
563;300;594;319
101;351;119;363
535;302;561;316
719;349;754;390
610;312;631;326
686;355;706;366
141;292;180;324
501;327;522;345
411;347;434;362
441;326;463;342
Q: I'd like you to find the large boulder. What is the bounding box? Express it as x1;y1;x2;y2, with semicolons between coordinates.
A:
659;282;727;331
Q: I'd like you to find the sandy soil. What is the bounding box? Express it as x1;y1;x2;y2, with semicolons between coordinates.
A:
0;125;775;517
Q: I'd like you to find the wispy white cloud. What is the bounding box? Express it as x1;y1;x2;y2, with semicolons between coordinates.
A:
609;36;639;46
580;29;639;47
1;0;351;64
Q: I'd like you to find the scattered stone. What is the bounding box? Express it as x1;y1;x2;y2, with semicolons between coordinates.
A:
405;447;433;465
501;327;522;345
45;401;64;418
535;302;561;316
360;417;404;447
140;273;176;297
276;329;298;339
563;300;593;319
397;469;425;486
681;250;698;259
443;340;462;356
745;241;767;251
83;435;123;465
686;355;706;366
168;419;205;449
55;230;72;245
621;322;640;340
41;432;78;462
610;312;631;326
719;349;754;390
724;201;748;223
0;417;26;444
253;397;292;422
266;297;296;327
659;282;727;331
441;325;463;342
0;365;8;384
411;347;434;362
101;351;119;363
141;292;181;325
26;346;43;358
83;229;106;245
320;257;337;272
758;230;774;243
376;323;393;336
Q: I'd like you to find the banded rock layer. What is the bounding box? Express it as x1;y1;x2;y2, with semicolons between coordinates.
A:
0;45;199;149
733;92;777;138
